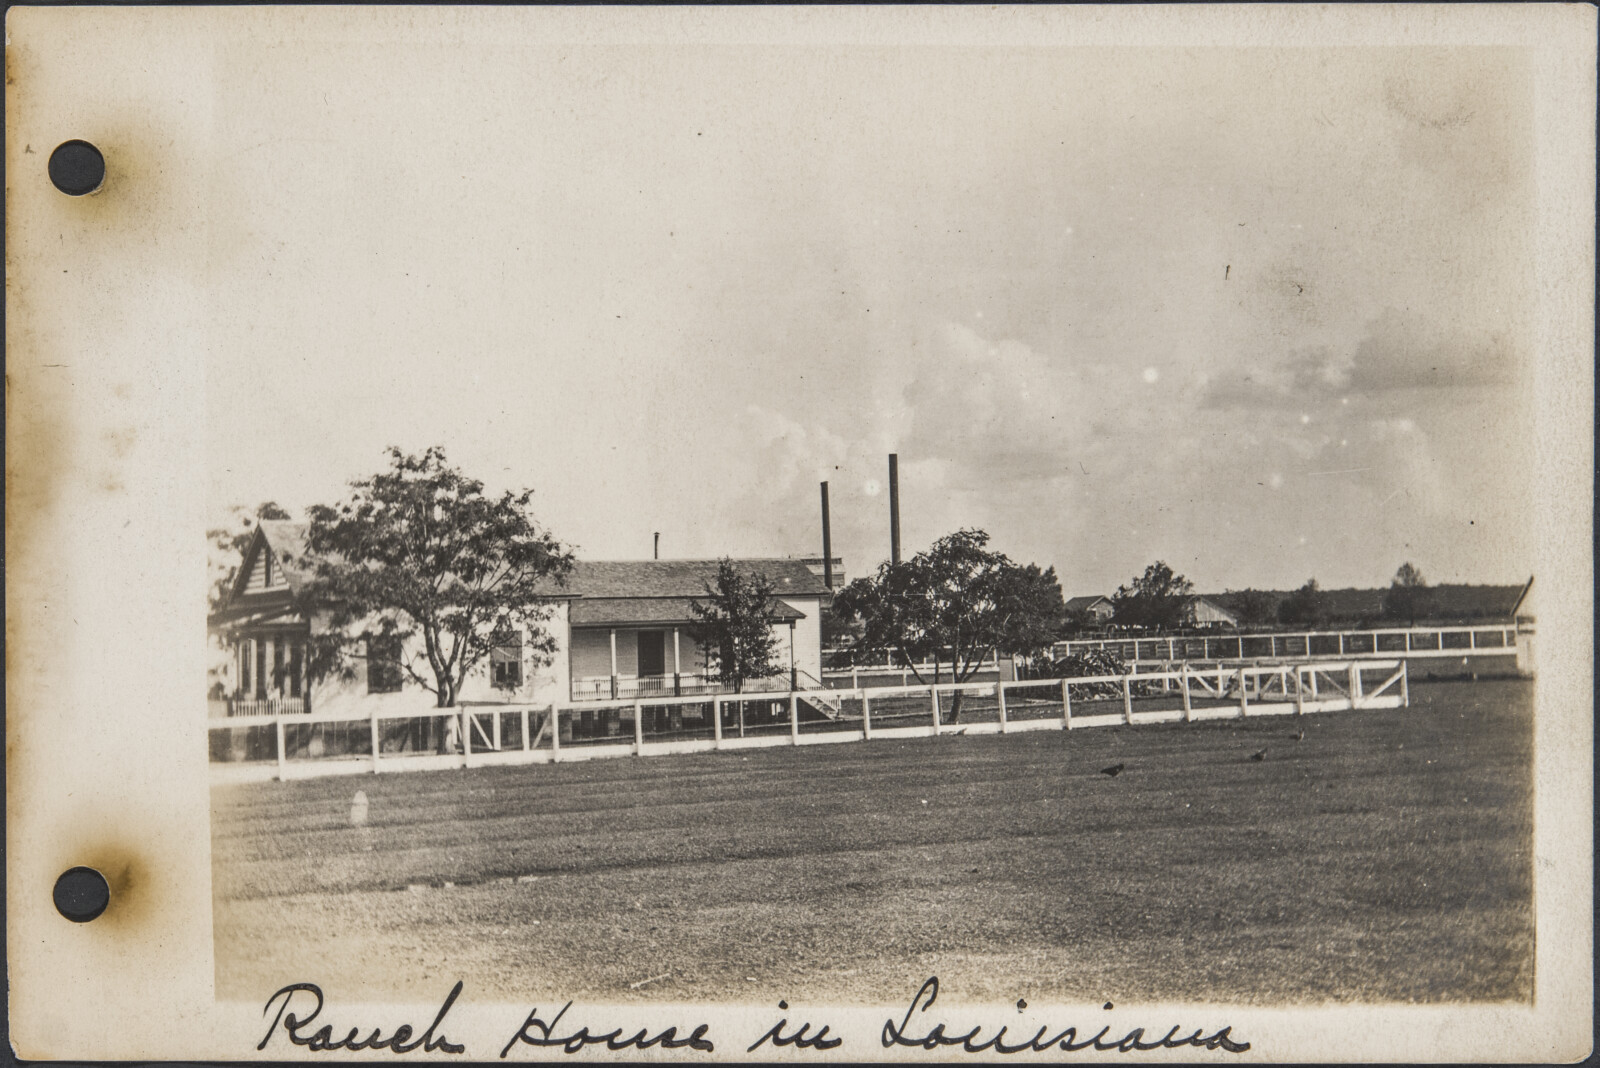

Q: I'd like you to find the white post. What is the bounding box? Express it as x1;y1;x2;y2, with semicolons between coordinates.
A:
609;628;619;698
1061;679;1073;730
461;708;471;768
272;715;287;780
1238;667;1249;718
861;692;872;740
1122;675;1133;724
997;683;1009;732
673;628;681;674
633;700;645;755
930;687;941;735
1295;668;1305;715
1310;669;1319;699
852;666;859;689
1348;663;1363;709
789;693;800;744
550;707;561;762
520;707;530;752
370;710;381;774
712;697;723;748
1400;660;1410;707
1180;665;1192;722
492;709;502;751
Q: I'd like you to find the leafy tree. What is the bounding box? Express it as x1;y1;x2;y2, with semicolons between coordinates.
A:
687;559;784;693
299;447;574;717
1110;561;1195;631
207;501;291;613
1227;588;1279;629
829;529;1064;721
1277;578;1327;627
1382;562;1434;625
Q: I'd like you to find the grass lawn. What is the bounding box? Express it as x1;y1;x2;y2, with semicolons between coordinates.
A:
211;678;1532;1006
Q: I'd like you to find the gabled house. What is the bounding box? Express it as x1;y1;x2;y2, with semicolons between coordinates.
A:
206;522;836;716
1183;596;1239;629
1065;595;1115;623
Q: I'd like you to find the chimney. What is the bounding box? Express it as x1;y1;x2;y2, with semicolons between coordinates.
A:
888;453;901;565
653;532;660;560
820;481;833;589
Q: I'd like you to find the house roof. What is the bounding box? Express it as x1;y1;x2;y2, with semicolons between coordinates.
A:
253;521;314;591
1065;595;1111;611
554;558;831;600
1204;583;1528;624
570;595;806;628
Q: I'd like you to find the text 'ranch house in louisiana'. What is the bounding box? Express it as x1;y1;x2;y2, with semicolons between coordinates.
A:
206;521;841;717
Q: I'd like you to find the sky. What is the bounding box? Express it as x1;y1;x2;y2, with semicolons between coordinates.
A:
205;39;1536;596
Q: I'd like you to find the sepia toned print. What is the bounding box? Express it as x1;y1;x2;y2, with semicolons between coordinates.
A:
7;6;1593;1062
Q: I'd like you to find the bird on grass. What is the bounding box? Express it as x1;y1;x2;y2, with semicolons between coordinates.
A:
1101;763;1125;777
1250;748;1267;762
1293;726;1306;742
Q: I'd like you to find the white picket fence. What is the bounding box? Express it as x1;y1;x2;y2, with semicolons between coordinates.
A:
207;658;1408;784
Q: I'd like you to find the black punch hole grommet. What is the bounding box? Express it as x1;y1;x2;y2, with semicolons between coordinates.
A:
53;866;111;923
48;139;106;196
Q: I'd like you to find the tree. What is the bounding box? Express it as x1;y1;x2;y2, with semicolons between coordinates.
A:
829;529;1064;721
1277;578;1327;627
1110;561;1195;631
1382;562;1433;625
208;501;292;613
687;560;784;694
299;447;574;723
1227;588;1279;629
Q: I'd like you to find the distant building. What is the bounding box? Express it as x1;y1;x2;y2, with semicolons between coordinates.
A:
1065;595;1115;622
1183;596;1239;628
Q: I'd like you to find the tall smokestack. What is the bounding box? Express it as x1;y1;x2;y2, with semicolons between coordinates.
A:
820;482;833;589
888;453;901;565
653;532;660;560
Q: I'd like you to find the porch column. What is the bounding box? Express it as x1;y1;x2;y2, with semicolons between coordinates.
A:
789;620;797;691
609;628;618;699
672;627;682;695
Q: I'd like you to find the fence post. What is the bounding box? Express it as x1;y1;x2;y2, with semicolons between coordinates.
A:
520;707;530;752
861;692;872;740
1348;663;1363;709
712;697;724;748
930;687;941;735
461;709;471;768
1400;660;1410;707
275;716;287;781
370;711;381;774
634;701;645;755
1122;675;1133;724
1238;667;1249;718
851;666;859;689
789;693;800;745
997;683;1009;732
1061;679;1073;730
1180;665;1192;722
550;708;562;763
1295;668;1305;716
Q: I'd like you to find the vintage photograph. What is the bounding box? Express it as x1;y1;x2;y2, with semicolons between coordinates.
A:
6;6;1592;1062
202;37;1540;1008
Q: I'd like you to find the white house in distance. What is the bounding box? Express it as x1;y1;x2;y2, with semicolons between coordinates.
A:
1065;595;1115;623
206;521;838;717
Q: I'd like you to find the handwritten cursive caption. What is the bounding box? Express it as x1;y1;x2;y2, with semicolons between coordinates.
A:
256;977;1250;1057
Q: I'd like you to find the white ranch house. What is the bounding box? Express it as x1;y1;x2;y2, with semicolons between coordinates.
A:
207;521;836;717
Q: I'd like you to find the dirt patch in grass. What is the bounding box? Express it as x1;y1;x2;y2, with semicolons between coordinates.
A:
212;679;1532;1005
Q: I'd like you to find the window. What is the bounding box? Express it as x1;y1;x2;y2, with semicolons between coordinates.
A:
490;631;523;690
366;634;404;694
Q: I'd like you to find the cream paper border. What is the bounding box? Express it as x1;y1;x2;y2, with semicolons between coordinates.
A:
6;5;1593;1061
